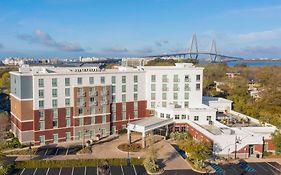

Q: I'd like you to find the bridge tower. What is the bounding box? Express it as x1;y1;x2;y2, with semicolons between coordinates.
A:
188;33;199;59
209;39;218;62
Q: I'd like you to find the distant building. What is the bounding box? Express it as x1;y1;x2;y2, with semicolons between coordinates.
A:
226;72;240;78
121;57;155;67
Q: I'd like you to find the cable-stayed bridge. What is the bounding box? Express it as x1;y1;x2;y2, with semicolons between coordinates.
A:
144;33;244;62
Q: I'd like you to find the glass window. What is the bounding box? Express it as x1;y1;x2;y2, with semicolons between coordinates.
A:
173;84;179;91
162;75;168;82
101;106;106;113
184;101;189;108
100;76;105;84
66;108;71;117
207;116;212;121
79;118;83;126
166;114;170;119
185;84;190;91
91;116;95;124
65;98;70;106
122;112;126;120
89;77;94;84
122;103;126;111
134;111;138;119
52;99;57;108
134;75;138;83
52;109;58;118
39;135;45;145
151;75;156;82
102;115;106;124
185;75;190;82
133;93;138;101
78;108;83;115
66;132;71;141
90;106;95;115
151;84;156;91
39;121;45;130
196;75;201;81
66;118;71;127
122;85;126;92
77;77;82;85
111;76;116;84
122;76;126;83
65;88;70;97
194;116;199;121
53;134;58;143
112;95;116;102
173;93;178;100
112;86;116;93
53;119;58;128
151;102;155;108
52;89;57;97
65;78;70;86
52;78;57;87
112;104;116;112
111;114;116;122
39;79;44;87
175;115;180;119
162;93;167;100
39;89;44;98
134;84;138;92
184;92;189;100
39;100;44;109
162;101;167;107
122;94;126;102
162;84;168;91
134;101;138;110
173;75;179;82
182;115;187;119
196;83;200;90
39;111;44;120
151;93;156;100
160;113;164;118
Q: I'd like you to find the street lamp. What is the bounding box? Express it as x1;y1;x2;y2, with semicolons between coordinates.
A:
127;114;131;165
83;128;89;148
234;136;241;159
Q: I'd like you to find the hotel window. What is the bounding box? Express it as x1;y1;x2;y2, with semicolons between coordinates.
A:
184;101;189;108
162;93;167;100
182;115;187;120
52;89;57;97
101;106;106;113
111;104;116;112
66;132;71;141
90;129;95;138
122;94;126;102
39;135;45;145
66;108;71;117
39;111;44;120
79;118;83;126
39;121;45;130
52;109;58;118
77;77;82;85
175;115;180;120
91;116;95;124
194;116;199;121
185;75;190;82
90;106;95;115
53;118;58;128
151;84;156;91
122;103;126;111
151;93;156;100
39;79;44;87
162;75;168;82
162;101;167;107
173;93;178;100
196;75;201;81
134;84;138;92
65;78;70;86
53;134;58;143
196;83;200;90
39;89;44;98
166;114;170;119
134;111;138;119
122;112;126;120
151;75;156;82
52;99;58;108
134;93;138;101
78;108;83;116
134;75;138;83
100;76;105;84
122;85;126;92
111;76;116;84
173;84;179;91
77;87;83;95
112;86;116;93
173;75;179;82
65;88;70;97
102;115;106;124
162;84;168;91
90;97;95;104
207;116;212;121
89;77;94;84
112;95;116;102
39;100;44;109
185;84;190;91
151;102;155;108
122;76;126;83
66;118;71;127
160;113;164;118
134;101;138;110
184;92;189;100
111;113;116;122
65;98;70;106
52;78;57;87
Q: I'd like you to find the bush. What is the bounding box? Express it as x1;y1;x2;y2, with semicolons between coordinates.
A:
170;132;192;141
7;137;22;149
143;158;160;173
118;129;127;135
117;143;142;152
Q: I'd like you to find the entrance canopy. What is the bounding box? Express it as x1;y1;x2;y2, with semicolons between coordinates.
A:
128;117;174;133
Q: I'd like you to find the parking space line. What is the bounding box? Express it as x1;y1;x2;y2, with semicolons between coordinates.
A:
71;167;74;175
55;148;59;155
58;168;62;175
46;168;50;175
109;166;111;175
66;148;69;155
32;168;38;175
97;166;98;175
44;148;49;156
266;162;281;173
133;165;137;175
20;168;25;175
121;165;124;175
84;166;87;175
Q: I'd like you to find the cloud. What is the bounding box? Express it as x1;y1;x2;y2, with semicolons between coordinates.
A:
135;48;154;54
155;40;169;47
17;30;85;52
0;44;3;49
102;47;128;53
238;28;281;41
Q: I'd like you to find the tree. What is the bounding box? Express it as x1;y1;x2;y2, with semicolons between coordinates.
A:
143;136;160;173
271;130;281;154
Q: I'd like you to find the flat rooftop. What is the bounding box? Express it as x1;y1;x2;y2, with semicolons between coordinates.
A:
217;112;262;127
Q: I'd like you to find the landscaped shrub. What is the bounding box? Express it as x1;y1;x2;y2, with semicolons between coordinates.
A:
118;128;127;135
117;143;142;152
7;137;22;148
143;158;160;173
170;131;192;141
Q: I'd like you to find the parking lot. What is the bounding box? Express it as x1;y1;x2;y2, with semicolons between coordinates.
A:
35;145;83;156
10;165;147;175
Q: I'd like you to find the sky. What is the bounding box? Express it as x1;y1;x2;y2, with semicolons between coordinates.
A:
0;0;281;59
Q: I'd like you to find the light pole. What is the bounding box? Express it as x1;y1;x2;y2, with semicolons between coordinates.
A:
234;136;241;159
83;128;89;148
127;114;131;165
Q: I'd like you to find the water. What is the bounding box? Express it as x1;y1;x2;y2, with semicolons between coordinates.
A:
227;61;281;67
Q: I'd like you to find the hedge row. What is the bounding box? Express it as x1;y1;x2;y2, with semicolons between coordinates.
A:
16;158;144;168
